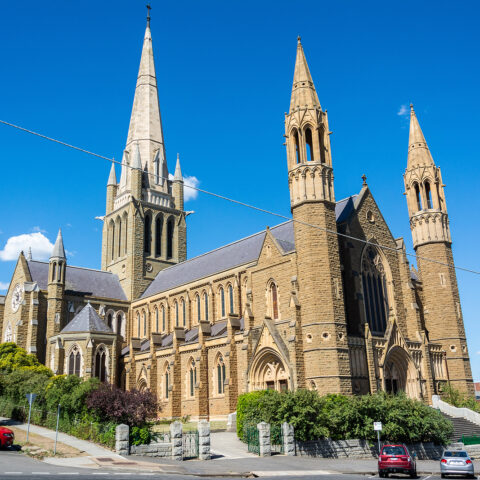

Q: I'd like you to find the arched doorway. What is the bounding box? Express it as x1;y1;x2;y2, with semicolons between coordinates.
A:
383;346;420;399
249;348;290;392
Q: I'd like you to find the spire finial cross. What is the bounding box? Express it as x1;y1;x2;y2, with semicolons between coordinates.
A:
361;174;367;186
146;3;151;27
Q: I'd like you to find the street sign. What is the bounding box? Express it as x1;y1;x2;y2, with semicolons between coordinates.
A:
374;421;382;431
25;393;37;405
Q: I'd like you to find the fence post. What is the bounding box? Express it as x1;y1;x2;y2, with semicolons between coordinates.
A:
198;420;211;460
282;422;295;456
257;421;271;457
115;424;130;456
170;421;183;460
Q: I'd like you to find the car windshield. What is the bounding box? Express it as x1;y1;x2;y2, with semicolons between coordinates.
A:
383;446;406;456
444;451;468;458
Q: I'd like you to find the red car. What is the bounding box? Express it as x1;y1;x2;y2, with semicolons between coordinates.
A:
378;444;417;478
0;426;14;448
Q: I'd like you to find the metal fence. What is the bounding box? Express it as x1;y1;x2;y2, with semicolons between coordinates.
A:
270;424;284;454
244;425;260;455
182;431;199;459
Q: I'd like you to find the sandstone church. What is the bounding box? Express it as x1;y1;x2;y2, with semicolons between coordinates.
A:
0;14;473;419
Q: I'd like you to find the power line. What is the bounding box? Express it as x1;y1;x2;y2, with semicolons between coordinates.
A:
1;118;479;276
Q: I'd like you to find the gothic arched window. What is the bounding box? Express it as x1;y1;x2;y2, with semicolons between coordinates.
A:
107;313;113;329
111;222;116;261
122;212;128;255
203;292;209;322
144;214;152;255
116;312;124;338
161;305;166;331
414;183;422;211
219;287;226;318
196;294;201;323
155;215;163;257
167;217;174;259
143;310;147;337
155;307;159;332
181;298;186;327
188;358;197;398
163;363;170;400
228;284;234;314
52;262;57;282
318;126;326;164
361;245;389;335
269;282;279;320
292;129;301;164
136;312;141;337
175;301;179;327
425;181;433;209
305;127;313;161
117;217;122;258
95;345;107;382
68;345;82;377
216;355;226;394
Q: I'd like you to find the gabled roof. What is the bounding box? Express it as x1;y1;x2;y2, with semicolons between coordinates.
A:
27;260;127;301
61;303;113;334
141;197;357;300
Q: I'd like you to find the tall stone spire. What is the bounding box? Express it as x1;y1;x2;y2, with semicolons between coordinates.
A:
408;104;434;168
174;153;183;181
289;37;321;114
124;10;167;191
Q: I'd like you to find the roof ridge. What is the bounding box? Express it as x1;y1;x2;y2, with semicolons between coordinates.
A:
156;220;293;275
28;260;114;275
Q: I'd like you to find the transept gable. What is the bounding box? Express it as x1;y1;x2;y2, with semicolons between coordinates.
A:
250;318;290;365
379;316;412;368
3;251;33;306
257;228;287;265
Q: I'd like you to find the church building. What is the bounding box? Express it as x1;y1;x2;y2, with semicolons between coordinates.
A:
0;14;473;420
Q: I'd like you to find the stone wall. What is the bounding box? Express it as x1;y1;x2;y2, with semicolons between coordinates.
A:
130;441;172;457
295;438;445;460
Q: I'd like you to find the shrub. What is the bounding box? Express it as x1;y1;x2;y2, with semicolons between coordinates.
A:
86;384;158;426
0;342;52;376
236;390;453;444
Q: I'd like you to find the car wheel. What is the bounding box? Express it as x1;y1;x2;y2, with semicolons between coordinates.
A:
441;474;446;479
379;472;384;478
410;469;417;478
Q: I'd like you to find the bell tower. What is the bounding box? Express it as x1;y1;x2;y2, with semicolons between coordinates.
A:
404;104;473;394
101;10;186;301
285;37;351;394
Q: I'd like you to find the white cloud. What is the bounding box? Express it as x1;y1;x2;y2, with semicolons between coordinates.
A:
183;175;200;201
397;104;409;117
0;232;54;261
476;351;480;356
168;173;200;202
0;281;9;291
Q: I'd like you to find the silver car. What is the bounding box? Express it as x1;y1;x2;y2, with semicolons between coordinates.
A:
440;450;475;478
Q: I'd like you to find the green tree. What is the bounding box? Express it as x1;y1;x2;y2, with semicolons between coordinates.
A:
0;342;52;376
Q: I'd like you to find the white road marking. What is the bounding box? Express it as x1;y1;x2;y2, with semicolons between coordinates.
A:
252;471;333;476
423;476;432;480
92;474;110;476
32;473;50;475
59;473;79;475
4;473;22;475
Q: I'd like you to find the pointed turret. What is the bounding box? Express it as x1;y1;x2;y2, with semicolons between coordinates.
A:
174;153;183;181
107;163;117;186
407;104;435;168
289;37;321;114
124;14;167;189
51;229;66;260
173;153;184;211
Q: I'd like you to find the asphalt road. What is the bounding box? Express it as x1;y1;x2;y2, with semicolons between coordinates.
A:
0;447;475;480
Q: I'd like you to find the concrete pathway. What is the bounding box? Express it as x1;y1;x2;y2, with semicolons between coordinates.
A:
210;431;257;459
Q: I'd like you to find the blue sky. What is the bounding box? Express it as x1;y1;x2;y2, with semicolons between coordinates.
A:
1;1;480;380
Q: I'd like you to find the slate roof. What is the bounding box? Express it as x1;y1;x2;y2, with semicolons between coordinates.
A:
61;303;113;334
27;260;127;301
141;197;356;300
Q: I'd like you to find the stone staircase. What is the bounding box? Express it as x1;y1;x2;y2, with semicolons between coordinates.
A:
441;412;480;442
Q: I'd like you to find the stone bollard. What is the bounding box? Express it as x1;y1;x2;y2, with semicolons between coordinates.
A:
115;424;130;456
198;419;211;460
226;411;237;432
170;421;183;460
257;421;271;457
282;422;295;456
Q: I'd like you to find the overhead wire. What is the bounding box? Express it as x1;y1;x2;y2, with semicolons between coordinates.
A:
1;118;479;276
